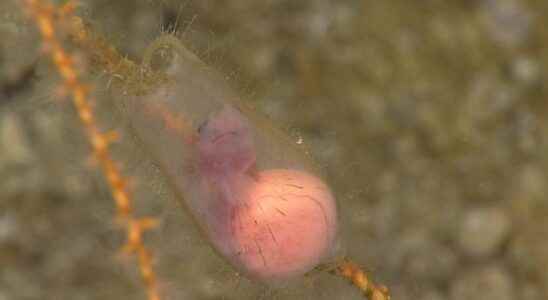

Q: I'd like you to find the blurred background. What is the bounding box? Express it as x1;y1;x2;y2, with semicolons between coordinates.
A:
1;0;548;299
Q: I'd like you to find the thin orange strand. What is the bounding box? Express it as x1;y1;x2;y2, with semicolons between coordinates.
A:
333;259;391;300
22;1;161;300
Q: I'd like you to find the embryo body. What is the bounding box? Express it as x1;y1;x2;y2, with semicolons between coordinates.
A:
192;105;337;282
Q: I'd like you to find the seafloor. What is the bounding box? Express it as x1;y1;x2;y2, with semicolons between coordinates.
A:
1;0;548;299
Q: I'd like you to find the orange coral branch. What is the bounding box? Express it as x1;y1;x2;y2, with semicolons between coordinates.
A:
22;1;161;300
332;259;391;300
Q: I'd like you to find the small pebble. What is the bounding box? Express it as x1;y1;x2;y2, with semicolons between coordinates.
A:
421;288;445;300
519;283;543;300
481;0;532;48
398;231;457;282
0;214;18;244
450;264;514;300
458;207;511;258
0;113;33;165
511;56;540;85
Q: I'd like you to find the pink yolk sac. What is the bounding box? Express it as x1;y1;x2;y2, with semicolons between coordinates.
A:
203;169;338;282
233;169;337;281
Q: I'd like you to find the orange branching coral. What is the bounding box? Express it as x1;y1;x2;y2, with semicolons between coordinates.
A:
22;1;162;300
332;259;391;300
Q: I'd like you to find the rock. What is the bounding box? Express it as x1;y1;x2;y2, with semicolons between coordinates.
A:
421;288;445;300
511;56;541;85
399;232;457;283
519;283;543;300
480;0;532;49
458;207;511;258
0;213;18;244
450;264;514;300
0;112;33;165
